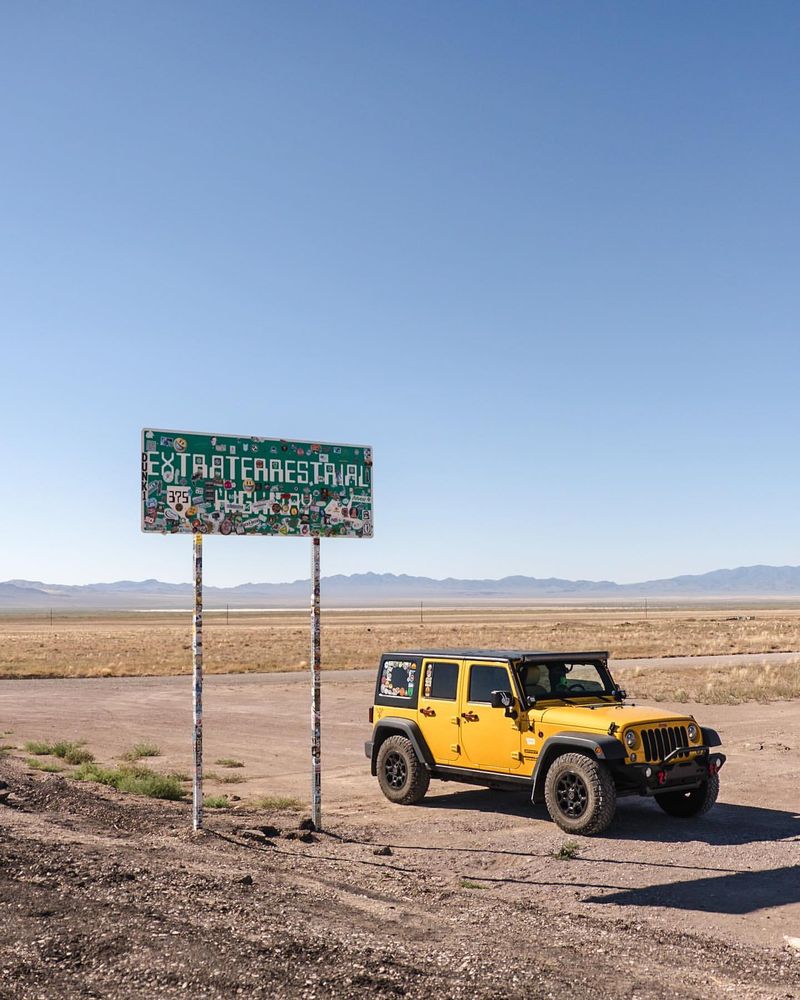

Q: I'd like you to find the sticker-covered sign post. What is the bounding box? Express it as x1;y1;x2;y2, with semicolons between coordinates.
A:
192;532;203;832
141;429;373;832
310;537;321;828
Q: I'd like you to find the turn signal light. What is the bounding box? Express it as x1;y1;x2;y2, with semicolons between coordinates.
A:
368;707;374;724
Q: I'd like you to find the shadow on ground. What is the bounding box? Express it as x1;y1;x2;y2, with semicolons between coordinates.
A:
584;864;800;914
420;788;800;846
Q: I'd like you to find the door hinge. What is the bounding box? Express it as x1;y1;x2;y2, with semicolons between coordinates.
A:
450;744;460;754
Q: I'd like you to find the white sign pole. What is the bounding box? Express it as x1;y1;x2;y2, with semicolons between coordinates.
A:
310;536;321;830
192;532;204;832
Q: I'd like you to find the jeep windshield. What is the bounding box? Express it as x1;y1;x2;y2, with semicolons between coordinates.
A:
517;661;616;704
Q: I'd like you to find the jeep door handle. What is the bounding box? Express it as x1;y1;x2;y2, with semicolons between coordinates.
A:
419;706;436;717
461;711;479;722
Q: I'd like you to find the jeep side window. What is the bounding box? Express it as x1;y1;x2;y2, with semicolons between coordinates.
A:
467;665;511;703
423;661;459;700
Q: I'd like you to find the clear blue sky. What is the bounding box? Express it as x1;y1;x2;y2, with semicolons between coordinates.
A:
1;3;798;587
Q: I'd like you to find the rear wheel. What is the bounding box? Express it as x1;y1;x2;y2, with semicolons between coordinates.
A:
376;735;430;805
543;752;617;835
655;773;719;818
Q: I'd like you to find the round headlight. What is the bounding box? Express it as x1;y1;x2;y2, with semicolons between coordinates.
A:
624;730;638;749
687;723;699;742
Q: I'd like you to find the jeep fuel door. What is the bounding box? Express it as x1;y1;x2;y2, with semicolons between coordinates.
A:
418;658;462;763
459;662;522;772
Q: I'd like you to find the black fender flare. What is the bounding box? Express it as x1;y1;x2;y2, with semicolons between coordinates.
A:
370;719;435;776
701;726;722;748
530;733;626;803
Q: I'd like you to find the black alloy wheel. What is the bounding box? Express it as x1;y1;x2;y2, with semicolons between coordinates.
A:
375;735;431;805
555;770;589;819
383;750;408;791
543;751;617;834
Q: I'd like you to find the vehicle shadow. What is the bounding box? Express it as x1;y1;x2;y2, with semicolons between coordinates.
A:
607;799;800;846
583;864;800;914
420;787;800;847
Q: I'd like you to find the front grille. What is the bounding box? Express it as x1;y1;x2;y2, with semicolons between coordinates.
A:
640;725;689;762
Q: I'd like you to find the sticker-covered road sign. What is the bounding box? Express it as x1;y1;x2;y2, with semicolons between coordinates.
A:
141;429;373;538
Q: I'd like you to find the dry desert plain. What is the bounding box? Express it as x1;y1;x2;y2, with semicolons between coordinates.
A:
1;604;799;998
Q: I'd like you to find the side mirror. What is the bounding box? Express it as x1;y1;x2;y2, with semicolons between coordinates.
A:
490;690;512;709
613;688;627;702
490;690;518;718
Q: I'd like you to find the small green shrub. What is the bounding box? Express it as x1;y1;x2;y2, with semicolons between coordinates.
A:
215;758;244;768
204;795;231;809
25;739;94;764
26;758;64;773
60;745;95;765
219;773;246;784
122;742;161;761
460;879;487;890
553;840;580;861
254;795;302;811
73;762;184;801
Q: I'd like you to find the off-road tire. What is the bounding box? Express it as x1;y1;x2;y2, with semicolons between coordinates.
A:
654;773;719;818
376;736;430;805
543;752;617;835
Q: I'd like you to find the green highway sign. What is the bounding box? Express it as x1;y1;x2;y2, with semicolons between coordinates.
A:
141;428;373;538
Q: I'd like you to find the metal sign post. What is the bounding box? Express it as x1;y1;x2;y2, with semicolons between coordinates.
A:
141;429;372;833
192;532;203;832
310;537;321;829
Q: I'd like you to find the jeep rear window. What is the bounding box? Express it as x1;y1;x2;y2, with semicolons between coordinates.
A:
468;664;511;703
379;659;417;700
423;661;459;701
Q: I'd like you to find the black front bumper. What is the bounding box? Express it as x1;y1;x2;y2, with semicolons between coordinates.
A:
613;748;726;797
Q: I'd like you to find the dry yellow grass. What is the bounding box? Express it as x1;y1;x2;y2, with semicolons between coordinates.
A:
1;606;799;682
615;659;800;704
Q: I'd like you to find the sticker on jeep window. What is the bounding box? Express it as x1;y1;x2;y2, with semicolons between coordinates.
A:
379;660;417;699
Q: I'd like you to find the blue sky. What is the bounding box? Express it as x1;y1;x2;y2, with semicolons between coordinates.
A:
1;3;798;587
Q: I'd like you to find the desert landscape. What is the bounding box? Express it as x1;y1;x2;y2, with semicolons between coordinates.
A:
1;604;799;998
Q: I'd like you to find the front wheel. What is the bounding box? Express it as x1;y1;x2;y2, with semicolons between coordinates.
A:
543;752;617;835
376;735;430;805
655;773;719;818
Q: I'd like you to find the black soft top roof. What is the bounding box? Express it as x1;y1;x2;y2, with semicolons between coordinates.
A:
384;649;609;663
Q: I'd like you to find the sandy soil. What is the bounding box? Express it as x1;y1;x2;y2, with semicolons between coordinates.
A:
1;670;799;998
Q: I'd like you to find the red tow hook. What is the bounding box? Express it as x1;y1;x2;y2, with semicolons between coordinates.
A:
708;759;719;777
657;770;667;786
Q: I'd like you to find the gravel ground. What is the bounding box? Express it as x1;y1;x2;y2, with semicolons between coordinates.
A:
1;758;799;1000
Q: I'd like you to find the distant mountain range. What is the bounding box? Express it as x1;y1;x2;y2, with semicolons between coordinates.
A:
2;565;800;610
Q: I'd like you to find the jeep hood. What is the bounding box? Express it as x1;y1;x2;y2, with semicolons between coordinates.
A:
536;703;693;730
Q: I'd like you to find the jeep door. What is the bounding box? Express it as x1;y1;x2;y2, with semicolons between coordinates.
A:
459;661;522;772
417;658;462;763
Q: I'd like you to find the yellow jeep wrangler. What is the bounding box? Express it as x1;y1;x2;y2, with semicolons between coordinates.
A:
365;649;725;835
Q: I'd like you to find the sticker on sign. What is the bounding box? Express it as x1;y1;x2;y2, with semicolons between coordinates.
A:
141;429;373;538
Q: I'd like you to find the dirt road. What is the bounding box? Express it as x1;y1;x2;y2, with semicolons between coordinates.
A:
1;670;799;998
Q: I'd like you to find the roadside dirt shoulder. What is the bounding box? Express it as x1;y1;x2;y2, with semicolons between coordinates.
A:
1;758;799;1000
